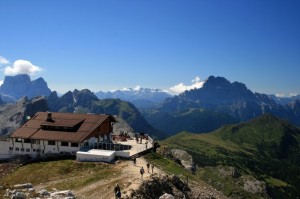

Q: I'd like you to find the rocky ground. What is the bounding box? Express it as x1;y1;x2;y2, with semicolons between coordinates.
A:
74;157;227;199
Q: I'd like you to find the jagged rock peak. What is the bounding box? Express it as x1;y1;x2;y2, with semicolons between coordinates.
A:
0;74;51;101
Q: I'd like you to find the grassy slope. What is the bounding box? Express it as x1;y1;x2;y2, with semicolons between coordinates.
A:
160;114;300;198
0;160;120;198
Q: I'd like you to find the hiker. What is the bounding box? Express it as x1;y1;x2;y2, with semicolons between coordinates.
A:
146;162;150;173
140;166;145;179
133;157;136;165
116;190;121;199
145;141;148;149
151;164;154;174
114;184;121;199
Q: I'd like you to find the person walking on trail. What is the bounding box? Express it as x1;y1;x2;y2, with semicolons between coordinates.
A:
151;164;154;174
114;184;121;199
146;162;150;173
140;166;145;180
133;157;136;165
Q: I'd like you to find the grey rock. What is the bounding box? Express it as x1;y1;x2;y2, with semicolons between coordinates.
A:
0;96;49;136
39;189;50;196
13;191;26;199
170;149;196;173
159;193;175;199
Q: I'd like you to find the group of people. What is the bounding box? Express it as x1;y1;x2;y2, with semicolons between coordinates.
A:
140;162;155;179
114;160;156;198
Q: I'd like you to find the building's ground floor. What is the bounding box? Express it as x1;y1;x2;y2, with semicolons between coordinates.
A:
0;133;154;162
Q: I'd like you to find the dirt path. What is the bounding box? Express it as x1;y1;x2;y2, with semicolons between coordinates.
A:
31;157;226;199
74;156;164;199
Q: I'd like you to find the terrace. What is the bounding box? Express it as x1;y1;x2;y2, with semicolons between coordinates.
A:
76;133;154;162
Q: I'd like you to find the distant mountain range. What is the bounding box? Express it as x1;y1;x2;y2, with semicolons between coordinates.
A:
95;88;172;108
1;74;300;139
270;94;300;105
46;89;163;139
143;76;300;135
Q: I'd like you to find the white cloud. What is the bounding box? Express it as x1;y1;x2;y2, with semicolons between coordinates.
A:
0;56;9;65
3;59;42;76
121;87;131;91
133;85;141;91
275;93;299;98
289;93;299;97
275;93;286;98
0;80;3;86
169;76;204;94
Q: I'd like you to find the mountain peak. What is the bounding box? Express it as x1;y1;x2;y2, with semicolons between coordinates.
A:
178;76;256;105
0;74;51;102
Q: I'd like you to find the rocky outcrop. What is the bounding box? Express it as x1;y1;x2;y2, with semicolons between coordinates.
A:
241;176;267;195
0;96;49;136
131;174;225;199
3;183;76;199
170;149;196;173
157;147;196;173
0;74;51;102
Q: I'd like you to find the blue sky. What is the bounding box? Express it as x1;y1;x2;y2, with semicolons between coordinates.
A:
0;0;299;96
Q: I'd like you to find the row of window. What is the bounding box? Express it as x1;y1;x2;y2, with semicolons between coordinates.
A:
9;147;41;153
14;139;79;147
47;141;78;147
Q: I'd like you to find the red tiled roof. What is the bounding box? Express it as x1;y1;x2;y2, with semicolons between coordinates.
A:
11;112;116;143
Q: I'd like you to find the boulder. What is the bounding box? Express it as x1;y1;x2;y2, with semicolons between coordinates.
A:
159;193;175;199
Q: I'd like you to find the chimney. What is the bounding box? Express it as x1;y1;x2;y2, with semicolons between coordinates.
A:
47;112;53;122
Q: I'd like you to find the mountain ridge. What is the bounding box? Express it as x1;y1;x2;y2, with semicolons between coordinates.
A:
46;89;164;139
143;76;300;136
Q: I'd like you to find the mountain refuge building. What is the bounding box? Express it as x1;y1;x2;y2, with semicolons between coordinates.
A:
0;112;117;161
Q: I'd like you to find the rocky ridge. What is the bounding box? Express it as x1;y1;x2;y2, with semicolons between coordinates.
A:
0;96;49;136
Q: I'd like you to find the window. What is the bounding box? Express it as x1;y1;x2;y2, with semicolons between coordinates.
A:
48;141;55;145
21;148;24;152
61;142;69;147
24;139;31;143
9;147;13;151
26;148;30;152
15;138;22;142
15;147;19;151
33;149;36;152
71;143;78;147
